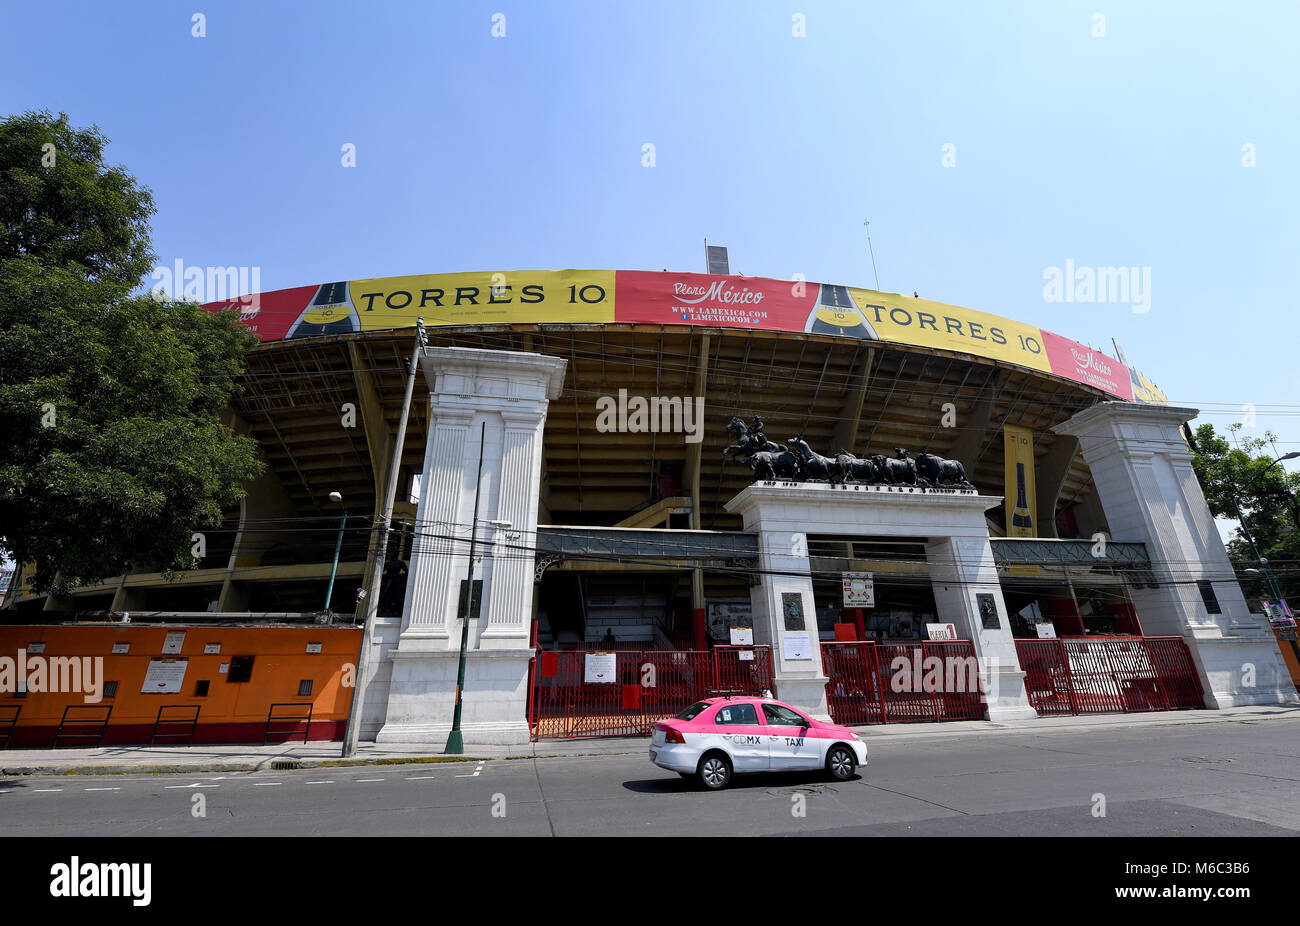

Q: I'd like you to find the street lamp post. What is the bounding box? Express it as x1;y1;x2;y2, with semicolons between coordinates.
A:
444;419;512;754
324;491;347;613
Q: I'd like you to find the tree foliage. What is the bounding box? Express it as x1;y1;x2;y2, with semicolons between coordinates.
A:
0;110;264;595
1189;422;1300;606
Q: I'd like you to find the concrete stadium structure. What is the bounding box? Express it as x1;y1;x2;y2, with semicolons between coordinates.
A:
4;269;1294;744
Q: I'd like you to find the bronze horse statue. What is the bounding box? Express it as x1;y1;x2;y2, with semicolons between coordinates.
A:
722;415;784;461
787;435;843;485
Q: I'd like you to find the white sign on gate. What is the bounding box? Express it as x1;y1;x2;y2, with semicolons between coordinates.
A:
924;622;958;641
1034;622;1058;639
584;652;617;684
729;627;753;646
841;572;875;608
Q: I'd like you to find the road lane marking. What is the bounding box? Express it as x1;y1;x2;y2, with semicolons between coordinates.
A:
305;780;334;785
356;778;384;782
34;789;63;793
406;776;437;780
165;783;218;789
253;782;282;787
84;788;119;792
457;762;487;778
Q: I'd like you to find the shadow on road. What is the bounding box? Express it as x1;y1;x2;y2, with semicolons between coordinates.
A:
623;770;861;793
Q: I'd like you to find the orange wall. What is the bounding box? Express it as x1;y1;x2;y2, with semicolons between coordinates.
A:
0;624;362;743
1276;629;1300;688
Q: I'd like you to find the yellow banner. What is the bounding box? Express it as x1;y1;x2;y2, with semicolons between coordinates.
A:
351;269;614;329
1004;425;1038;538
282;270;615;339
847;288;1053;373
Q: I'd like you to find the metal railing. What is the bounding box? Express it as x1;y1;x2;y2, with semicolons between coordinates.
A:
0;704;19;749
264;703;314;744
1015;636;1204;716
151;704;201;746
529;646;774;740
822;640;986;725
54;704;112;748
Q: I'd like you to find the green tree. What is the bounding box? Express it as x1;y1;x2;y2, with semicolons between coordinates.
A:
0;110;264;596
1189;422;1300;610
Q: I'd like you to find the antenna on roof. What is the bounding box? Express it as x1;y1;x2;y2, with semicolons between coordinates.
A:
863;220;881;290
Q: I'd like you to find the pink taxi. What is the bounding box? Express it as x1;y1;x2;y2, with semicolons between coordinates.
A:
649;696;868;790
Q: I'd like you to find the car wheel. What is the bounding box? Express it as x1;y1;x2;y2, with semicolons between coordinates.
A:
826;744;857;781
698;752;733;790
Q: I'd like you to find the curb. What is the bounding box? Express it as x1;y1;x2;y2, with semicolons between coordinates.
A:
3;709;1296;777
1;754;491;779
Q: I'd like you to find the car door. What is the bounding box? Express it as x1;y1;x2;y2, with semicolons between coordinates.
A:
711;701;769;772
762;702;822;770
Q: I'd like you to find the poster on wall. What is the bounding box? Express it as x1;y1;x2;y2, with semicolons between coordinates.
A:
781;632;812;660
1034;622;1058;639
707;600;751;643
161;630;186;654
729;627;754;646
141;658;188;694
841;572;875;608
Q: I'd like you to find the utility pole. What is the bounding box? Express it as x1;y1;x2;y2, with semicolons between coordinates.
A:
863;219;880;290
341;319;427;757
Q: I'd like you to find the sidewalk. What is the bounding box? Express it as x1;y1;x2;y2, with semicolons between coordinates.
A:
3;705;1296;777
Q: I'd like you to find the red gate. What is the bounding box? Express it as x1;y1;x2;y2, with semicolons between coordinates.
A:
1015;636;1204;715
821;640;986;725
529;647;773;740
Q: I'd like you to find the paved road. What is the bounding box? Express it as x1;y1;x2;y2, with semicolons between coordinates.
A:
3;719;1298;836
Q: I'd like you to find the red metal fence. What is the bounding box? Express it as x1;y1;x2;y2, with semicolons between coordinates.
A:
529;646;773;740
1016;636;1204;716
822;640;986;725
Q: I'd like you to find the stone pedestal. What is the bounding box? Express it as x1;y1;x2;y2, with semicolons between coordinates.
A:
1054;402;1298;708
375;347;566;746
725;482;1037;722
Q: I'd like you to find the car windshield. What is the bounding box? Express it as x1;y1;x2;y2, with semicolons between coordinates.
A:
675;702;709;721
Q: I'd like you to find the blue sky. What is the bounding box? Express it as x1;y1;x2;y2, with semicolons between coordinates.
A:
3;0;1297;456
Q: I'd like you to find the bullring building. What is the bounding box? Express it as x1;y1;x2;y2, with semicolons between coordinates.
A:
2;267;1294;748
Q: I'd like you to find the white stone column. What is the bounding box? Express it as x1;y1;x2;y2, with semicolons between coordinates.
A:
1054;402;1298;708
926;536;1036;720
752;527;829;719
376;347;567;745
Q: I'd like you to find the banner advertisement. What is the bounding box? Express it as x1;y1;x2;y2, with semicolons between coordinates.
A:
204;269;1162;404
1040;330;1134;401
1004;425;1038;538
